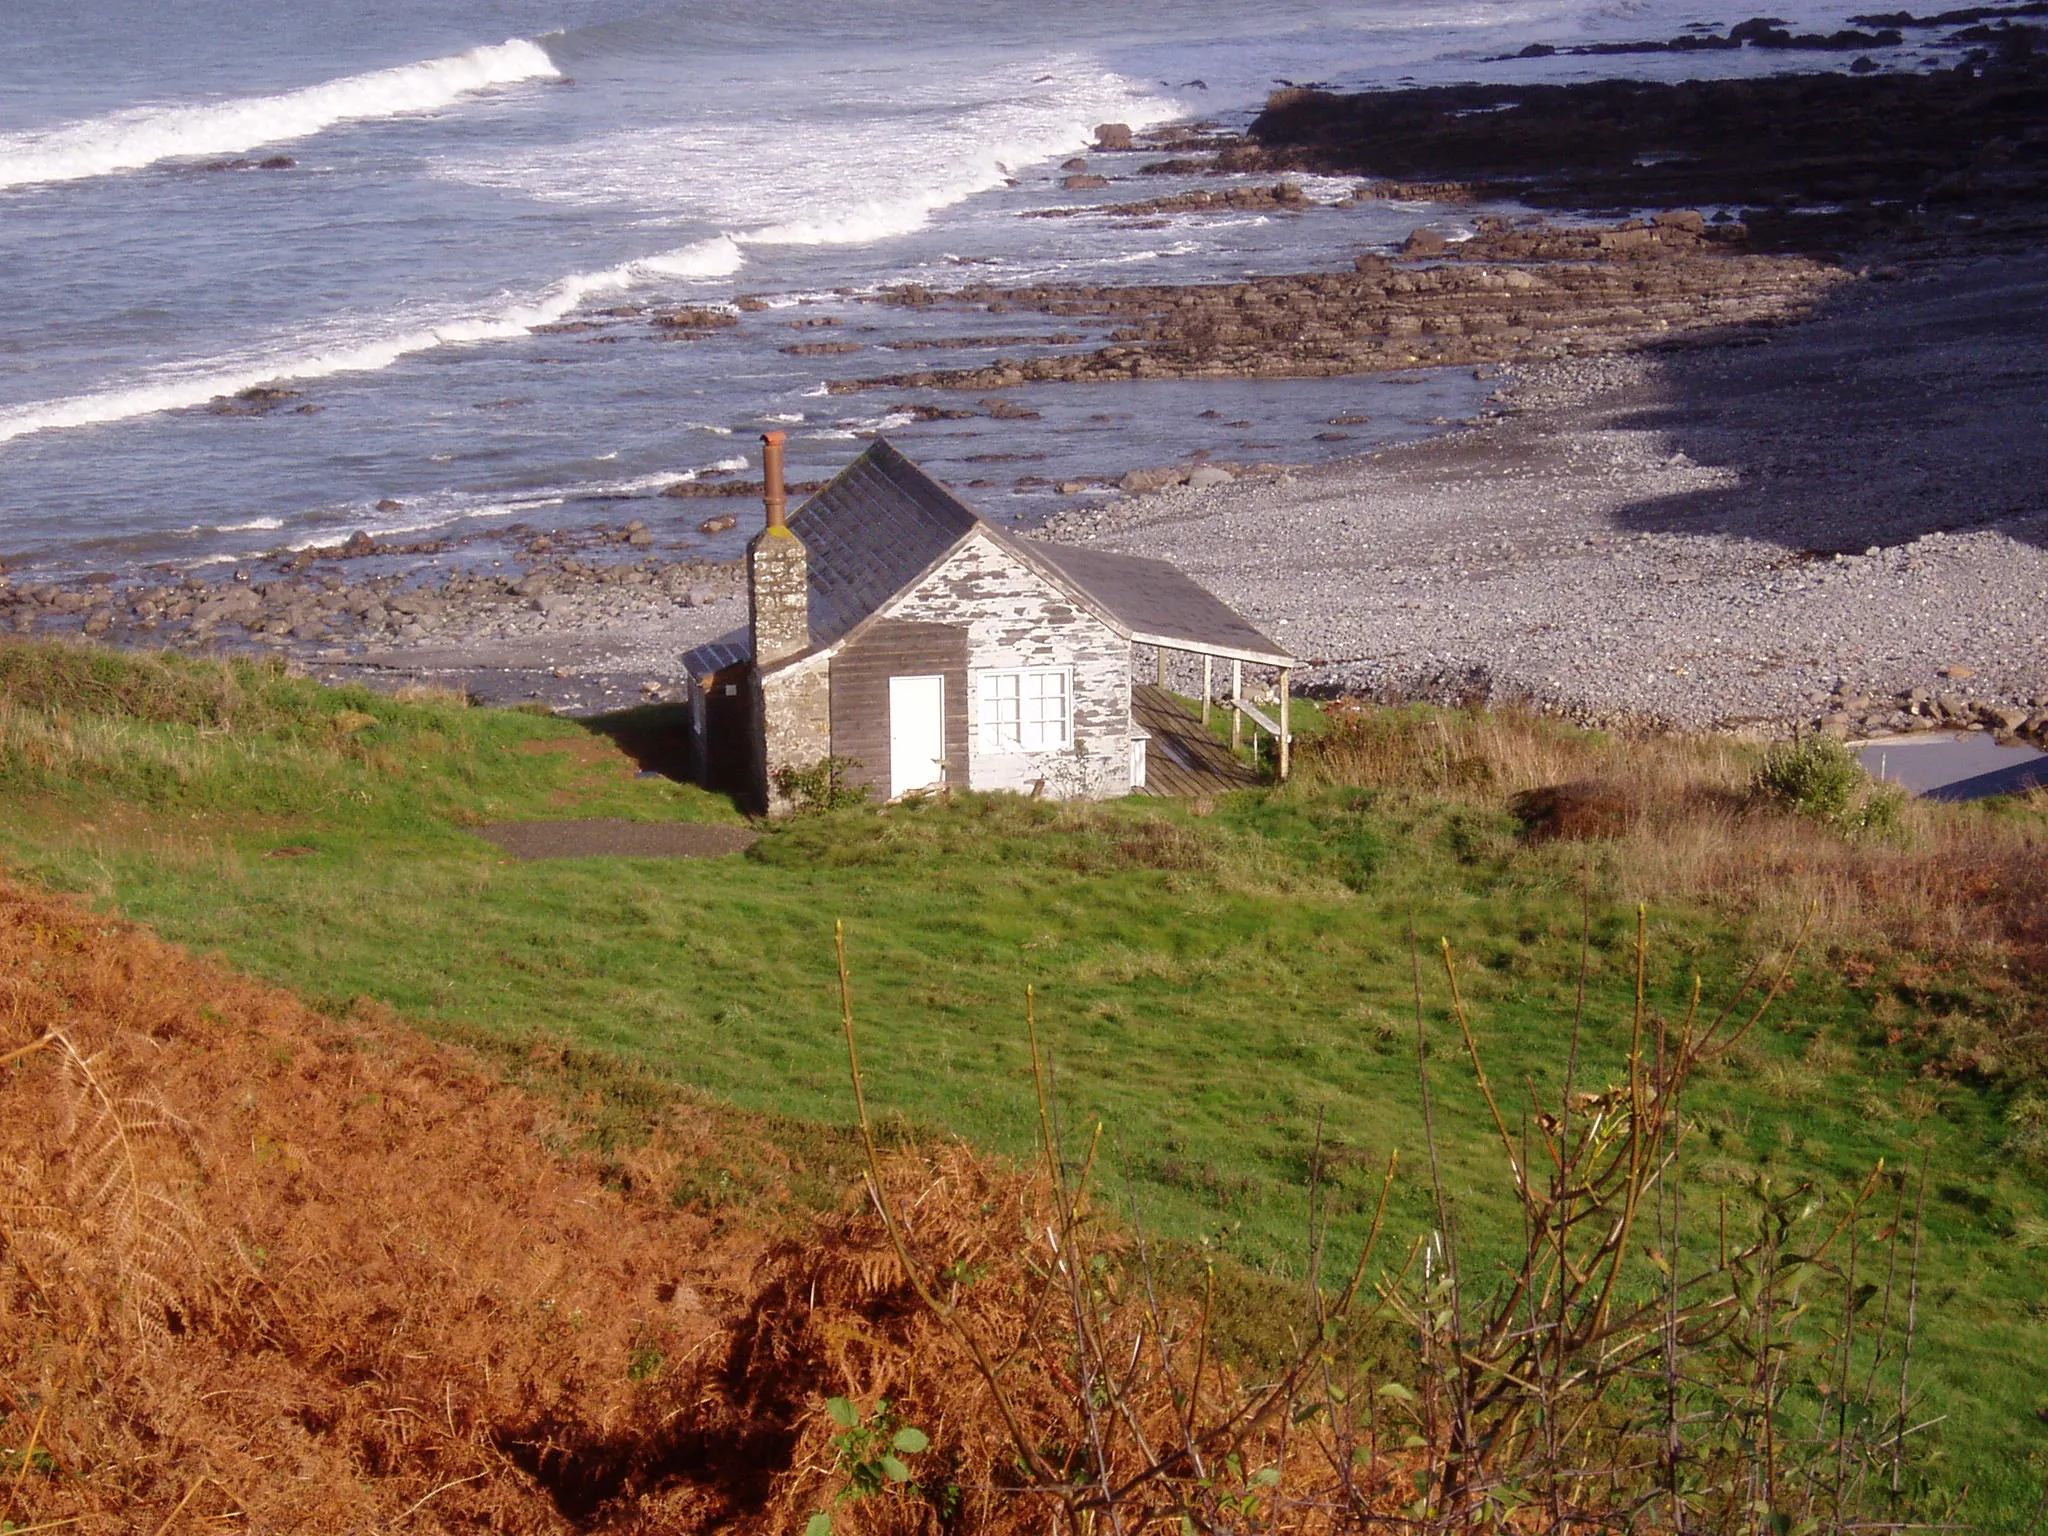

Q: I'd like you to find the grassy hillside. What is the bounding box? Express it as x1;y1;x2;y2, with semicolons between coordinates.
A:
2;640;2044;1526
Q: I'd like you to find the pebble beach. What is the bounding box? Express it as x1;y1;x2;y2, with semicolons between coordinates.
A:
8;247;2045;740
7;16;2047;742
1045;252;2048;732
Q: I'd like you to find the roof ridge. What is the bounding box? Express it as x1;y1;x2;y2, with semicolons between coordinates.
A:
784;437;986;650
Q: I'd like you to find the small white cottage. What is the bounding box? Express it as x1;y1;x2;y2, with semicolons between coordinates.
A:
685;435;1296;814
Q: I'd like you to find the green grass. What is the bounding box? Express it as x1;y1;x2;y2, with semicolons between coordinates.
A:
1;642;2043;1526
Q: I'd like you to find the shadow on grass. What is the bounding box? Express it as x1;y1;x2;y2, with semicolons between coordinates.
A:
580;701;696;783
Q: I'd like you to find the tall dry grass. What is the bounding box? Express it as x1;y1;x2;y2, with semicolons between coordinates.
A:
1297;703;2048;1075
1294;700;1755;800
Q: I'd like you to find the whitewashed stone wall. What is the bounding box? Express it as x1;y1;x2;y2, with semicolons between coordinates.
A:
884;532;1133;798
757;652;831;815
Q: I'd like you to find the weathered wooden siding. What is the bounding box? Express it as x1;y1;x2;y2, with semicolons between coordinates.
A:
829;619;970;794
884;531;1133;798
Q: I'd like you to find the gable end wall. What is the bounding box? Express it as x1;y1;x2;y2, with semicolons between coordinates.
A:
886;534;1132;798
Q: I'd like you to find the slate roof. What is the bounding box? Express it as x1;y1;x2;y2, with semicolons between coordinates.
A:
1018;540;1293;666
790;439;982;647
685;439;1295;676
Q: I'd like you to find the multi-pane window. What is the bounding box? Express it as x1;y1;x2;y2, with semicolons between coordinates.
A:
977;667;1071;752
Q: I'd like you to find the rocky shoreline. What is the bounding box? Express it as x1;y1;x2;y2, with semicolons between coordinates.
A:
832;215;1846;394
5;278;2044;738
0;519;750;714
1237;37;2048;254
8;57;2047;744
1043;253;2048;736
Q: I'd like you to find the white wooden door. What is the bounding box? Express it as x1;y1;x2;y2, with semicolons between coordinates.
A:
888;675;946;798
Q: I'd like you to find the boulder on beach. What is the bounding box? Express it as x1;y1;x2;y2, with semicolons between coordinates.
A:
1118;467;1189;495
341;531;378;558
1093;122;1134;151
1063;174;1110;190
1400;227;1450;258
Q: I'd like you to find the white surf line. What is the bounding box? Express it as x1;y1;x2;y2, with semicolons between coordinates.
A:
0;38;559;190
0;76;1187;447
0;235;745;446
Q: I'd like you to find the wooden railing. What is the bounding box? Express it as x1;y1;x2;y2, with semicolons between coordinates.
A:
1148;644;1293;781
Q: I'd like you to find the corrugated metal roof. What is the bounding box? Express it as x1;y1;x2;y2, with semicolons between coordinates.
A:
790;439;980;647
682;626;751;680
1015;539;1294;665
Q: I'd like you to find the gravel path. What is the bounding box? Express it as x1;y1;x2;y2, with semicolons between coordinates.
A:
1042;254;2048;729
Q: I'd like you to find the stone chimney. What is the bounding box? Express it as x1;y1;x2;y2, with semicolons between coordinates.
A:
747;431;808;666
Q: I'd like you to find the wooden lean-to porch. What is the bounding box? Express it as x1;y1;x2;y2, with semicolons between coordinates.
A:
1130;684;1263;796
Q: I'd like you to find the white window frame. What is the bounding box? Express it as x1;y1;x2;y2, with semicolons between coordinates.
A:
976;666;1072;753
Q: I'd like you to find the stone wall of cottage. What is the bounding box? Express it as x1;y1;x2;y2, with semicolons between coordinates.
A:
884;533;1133;798
747;525;810;667
755;653;831;815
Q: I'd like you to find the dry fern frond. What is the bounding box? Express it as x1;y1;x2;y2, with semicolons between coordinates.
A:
46;1029;207;1342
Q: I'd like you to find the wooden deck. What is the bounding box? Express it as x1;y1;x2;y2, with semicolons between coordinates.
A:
1132;684;1263;797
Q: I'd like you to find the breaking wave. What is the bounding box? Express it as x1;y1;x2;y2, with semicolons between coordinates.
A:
0;55;1180;447
0;38;559;190
0;235;742;445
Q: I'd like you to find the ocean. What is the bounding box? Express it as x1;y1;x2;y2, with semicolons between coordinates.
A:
0;0;1901;577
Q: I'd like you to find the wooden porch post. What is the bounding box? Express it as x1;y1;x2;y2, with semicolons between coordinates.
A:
1155;644;1165;687
1201;653;1212;729
1279;668;1292;781
1231;658;1243;754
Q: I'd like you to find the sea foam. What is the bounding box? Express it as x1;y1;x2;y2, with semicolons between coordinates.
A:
0;38;559;190
0;234;742;445
453;55;1181;241
0;55;1175;446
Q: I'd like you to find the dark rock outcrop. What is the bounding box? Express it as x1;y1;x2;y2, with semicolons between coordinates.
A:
205;385;304;416
1237;62;2048;250
1031;181;1313;219
829;218;1844;393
